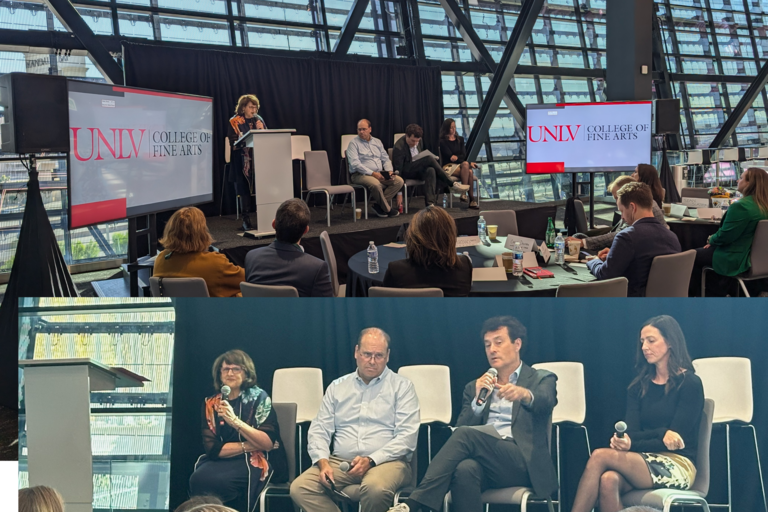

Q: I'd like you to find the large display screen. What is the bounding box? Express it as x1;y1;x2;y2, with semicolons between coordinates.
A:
67;80;213;229
525;101;652;174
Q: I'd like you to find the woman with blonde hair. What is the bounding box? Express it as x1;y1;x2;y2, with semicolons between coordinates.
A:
227;94;267;231
189;350;287;512
691;167;768;295
153;207;245;297
19;486;65;512
382;205;472;296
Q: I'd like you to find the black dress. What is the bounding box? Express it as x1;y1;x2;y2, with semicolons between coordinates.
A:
227;116;266;215
189;388;287;512
439;136;467;167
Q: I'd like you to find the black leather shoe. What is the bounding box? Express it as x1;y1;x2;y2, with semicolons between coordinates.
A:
242;214;253;231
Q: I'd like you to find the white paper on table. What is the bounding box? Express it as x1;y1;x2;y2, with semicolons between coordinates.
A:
472;266;508;281
504;235;536;253
669;203;693;219
538;242;551;264
456;236;481;248
697;207;723;220
682;197;710;208
412;149;438;162
383;242;406;248
522;252;538;268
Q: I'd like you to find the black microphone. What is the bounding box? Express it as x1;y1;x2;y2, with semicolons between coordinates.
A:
220;385;231;426
476;368;498;406
615;421;627;438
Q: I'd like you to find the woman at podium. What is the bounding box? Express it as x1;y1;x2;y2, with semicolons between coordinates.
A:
189;350;287;510
228;94;267;231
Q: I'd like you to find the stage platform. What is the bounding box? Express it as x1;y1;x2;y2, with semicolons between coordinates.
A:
214;197;565;284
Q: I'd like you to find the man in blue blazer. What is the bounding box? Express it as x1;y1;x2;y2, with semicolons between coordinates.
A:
245;199;334;297
587;182;681;296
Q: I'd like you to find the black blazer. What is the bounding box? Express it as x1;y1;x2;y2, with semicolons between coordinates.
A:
382;255;473;297
244;241;334;297
456;363;559;498
392;135;425;175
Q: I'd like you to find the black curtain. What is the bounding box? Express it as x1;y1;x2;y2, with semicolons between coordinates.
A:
172;299;768;512
660;136;681;203
122;42;444;218
0;170;77;409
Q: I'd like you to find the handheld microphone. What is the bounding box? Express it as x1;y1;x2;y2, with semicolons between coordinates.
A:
615;421;627;439
219;385;231;426
476;368;498;406
339;461;350;472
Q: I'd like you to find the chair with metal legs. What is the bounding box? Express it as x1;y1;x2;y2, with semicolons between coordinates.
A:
693;357;768;512
271;368;324;479
397;365;452;462
532;362;591;511
304;150;356;227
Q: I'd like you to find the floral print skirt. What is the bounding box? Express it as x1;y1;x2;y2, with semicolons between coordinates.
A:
641;452;697;490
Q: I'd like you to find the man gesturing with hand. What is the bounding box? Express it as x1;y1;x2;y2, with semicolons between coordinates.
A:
290;327;420;512
389;316;558;512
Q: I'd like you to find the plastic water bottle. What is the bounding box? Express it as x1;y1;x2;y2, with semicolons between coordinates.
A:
443;193;448;209
554;232;565;265
478;216;487;242
512;241;524;277
367;241;379;274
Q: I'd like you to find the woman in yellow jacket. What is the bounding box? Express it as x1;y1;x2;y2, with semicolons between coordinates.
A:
154;207;244;297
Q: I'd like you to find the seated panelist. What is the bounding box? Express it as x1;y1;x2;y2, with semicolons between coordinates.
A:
290;328;420;512
389;316;558;512
189;350;288;511
570;315;704;512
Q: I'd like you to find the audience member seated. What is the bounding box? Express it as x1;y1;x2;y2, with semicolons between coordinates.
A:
587;182;681;296
389;316;558;512
154;207;245;297
392;123;469;207
439;118;479;209
568;175;667;252
382;206;472;297
19;485;64;512
189;350;288;512
245;199;334;297
570;315;704;512
290;327;420;512
175;495;223;512
690;167;768;296
346;119;404;218
633;164;665;208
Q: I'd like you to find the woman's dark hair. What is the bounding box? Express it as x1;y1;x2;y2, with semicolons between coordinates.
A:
636;164;664;208
212;349;258;391
629;315;694;397
439;118;456;140
405;206;460;269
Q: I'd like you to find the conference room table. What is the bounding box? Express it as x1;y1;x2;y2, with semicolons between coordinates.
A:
346;236;597;297
610;211;720;251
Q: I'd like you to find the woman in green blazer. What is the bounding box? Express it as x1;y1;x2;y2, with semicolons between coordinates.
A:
691;167;768;295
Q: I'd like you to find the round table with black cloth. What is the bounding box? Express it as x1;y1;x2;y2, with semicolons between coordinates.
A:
347;237;597;297
610;211;720;251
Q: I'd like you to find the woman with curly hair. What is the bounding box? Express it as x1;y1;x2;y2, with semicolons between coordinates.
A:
570;315;704;512
189;350;287;512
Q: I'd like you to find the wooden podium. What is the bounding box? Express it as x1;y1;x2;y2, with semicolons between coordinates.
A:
236;129;296;238
19;358;148;512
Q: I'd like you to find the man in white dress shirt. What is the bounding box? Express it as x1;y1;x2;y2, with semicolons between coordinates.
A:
290;327;420;512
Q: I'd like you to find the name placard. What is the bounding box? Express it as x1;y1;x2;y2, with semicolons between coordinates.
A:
504;235;536;253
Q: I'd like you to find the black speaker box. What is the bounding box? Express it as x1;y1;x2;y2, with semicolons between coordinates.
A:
0;72;69;154
654;98;680;134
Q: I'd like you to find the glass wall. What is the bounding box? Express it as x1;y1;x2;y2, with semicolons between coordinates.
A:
18;298;175;511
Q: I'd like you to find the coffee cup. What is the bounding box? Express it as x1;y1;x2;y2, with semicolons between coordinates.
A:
502;252;514;273
487;225;498;240
355;208;362;220
568;239;581;257
663;203;671;215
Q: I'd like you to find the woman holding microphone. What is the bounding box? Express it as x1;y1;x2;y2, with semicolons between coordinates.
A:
189;349;286;511
570;315;704;512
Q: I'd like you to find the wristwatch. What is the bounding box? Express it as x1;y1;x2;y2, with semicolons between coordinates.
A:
367;457;376;468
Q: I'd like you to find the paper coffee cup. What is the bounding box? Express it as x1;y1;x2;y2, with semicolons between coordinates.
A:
355;208;362;219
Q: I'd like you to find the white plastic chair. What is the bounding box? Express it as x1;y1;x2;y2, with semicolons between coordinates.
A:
693;357;767;512
623;399;715;512
291;135;312;194
272;368;324;475
398;365;452;461
393;132;406;146
533;362;591;511
341;134;357;157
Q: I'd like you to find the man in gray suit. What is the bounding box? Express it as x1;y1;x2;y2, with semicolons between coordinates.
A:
392;124;468;206
244;198;334;297
389;316;558;512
